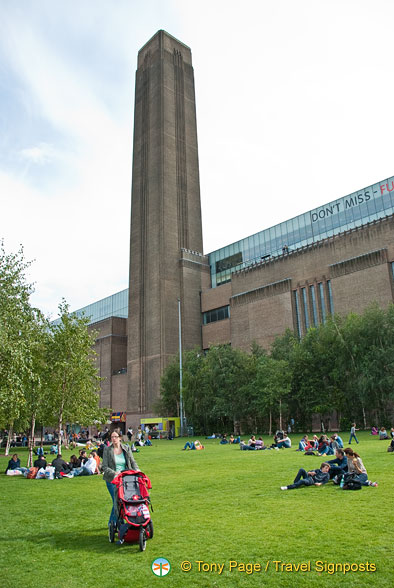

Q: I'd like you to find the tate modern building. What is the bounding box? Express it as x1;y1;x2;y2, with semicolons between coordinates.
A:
70;31;394;430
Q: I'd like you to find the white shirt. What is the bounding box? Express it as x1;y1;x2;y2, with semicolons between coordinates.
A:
84;457;97;474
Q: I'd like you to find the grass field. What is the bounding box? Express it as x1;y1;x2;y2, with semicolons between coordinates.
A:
0;432;393;588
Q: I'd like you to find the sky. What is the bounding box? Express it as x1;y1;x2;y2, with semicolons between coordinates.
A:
1;0;394;318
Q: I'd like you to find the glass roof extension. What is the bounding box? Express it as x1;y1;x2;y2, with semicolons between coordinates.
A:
208;175;394;286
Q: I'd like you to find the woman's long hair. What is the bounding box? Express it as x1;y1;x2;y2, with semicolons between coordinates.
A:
344;447;361;459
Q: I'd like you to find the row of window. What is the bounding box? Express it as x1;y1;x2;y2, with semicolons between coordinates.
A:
293;280;334;337
203;305;230;325
54;288;129;326
209;175;394;287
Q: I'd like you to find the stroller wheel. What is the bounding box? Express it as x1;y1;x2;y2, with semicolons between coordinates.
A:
147;521;154;539
108;522;116;543
139;526;147;551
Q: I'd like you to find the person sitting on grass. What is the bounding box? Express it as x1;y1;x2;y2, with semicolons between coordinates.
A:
343;447;377;486
379;427;388;440
50;444;58;454
36;443;45;457
71;452;97;476
327;449;348;479
317;435;331;455
51;454;72;478
255;437;265;449
33;455;47;469
281;463;331;490
297;435;312;451
5;454;28;475
69;455;81;469
277;433;291;449
182;440;204;450
248;435;257;448
228;434;241;444
79;449;88;464
240;436;258;450
371;426;378;435
220;435;229;444
311;435;319;450
332;433;344;448
83;453;98;475
91;450;101;473
329;435;339;452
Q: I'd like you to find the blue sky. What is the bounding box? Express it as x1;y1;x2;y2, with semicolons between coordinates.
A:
1;0;394;317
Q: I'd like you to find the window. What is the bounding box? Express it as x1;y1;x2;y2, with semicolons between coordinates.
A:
293;290;302;338
327;280;334;314
203;305;230;325
310;285;318;326
301;287;309;330
318;282;326;323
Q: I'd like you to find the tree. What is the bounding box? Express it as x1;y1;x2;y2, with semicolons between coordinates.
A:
201;345;251;434
0;242;44;456
252;356;291;435
340;305;394;426
156;356;180;417
44;300;108;452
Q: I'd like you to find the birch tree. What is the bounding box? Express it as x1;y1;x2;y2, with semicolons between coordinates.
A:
44;300;108;452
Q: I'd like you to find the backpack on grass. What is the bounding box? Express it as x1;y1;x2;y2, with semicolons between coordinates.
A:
342;472;362;491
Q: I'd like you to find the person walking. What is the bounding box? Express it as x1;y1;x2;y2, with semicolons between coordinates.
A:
349;423;359;444
102;428;140;538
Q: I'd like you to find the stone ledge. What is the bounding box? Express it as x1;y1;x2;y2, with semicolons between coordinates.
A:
231;278;292;307
329;248;388;278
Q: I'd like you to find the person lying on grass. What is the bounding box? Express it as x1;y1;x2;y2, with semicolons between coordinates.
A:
281;462;330;490
182;440;204;450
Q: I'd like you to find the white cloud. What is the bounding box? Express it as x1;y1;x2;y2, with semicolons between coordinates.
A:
1;0;394;317
20;142;56;164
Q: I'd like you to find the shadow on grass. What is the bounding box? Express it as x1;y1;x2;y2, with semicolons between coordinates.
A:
0;529;150;556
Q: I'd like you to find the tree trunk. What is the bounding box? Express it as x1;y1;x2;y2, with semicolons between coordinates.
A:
268;411;272;436
27;413;36;468
279;398;282;431
361;404;367;430
58;416;63;455
58;389;65;454
5;421;13;457
61;427;69;449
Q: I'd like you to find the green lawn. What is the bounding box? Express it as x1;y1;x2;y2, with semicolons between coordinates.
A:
0;432;393;588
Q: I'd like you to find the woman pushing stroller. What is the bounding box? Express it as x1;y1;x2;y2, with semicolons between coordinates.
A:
102;428;140;533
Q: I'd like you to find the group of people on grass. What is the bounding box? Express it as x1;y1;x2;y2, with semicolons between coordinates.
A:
239;431;292;450
5;448;102;479
296;433;344;454
281;446;378;490
371;426;394;440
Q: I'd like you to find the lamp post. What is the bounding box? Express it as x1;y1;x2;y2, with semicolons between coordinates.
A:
178;298;184;436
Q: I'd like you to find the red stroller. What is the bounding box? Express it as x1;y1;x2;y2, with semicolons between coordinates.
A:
109;470;153;551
